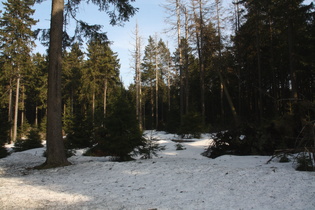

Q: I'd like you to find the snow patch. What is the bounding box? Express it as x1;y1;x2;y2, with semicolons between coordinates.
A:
0;131;314;209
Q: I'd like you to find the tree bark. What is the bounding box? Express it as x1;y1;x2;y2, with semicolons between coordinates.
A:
13;74;20;142
288;18;298;100
216;0;239;125
155;36;159;129
176;0;184;125
134;23;142;130
21;85;25;130
184;6;189;114
8;79;13;142
103;78;108;117
40;0;70;168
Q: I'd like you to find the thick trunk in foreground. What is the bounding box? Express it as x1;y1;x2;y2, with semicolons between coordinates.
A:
39;0;70;168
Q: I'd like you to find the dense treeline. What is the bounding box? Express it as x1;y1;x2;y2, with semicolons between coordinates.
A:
0;0;315;159
132;0;315;155
134;0;314;127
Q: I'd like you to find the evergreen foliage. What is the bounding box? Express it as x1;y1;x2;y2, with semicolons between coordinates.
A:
86;92;145;161
65;113;94;149
135;132;166;159
296;153;315;171
175;143;186;151
204;101;315;158
178;112;203;139
0;109;10;158
0;0;38;142
13;128;43;152
0;0;314;165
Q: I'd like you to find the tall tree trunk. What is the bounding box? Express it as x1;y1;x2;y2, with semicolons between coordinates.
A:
150;81;154;129
233;0;242;116
216;0;239;125
184;6;189;114
167;59;171;112
218;72;239;125
196;0;205;125
135;23;142;130
139;73;142;130
92;86;95;121
255;10;263;123
288;18;298;100
13;74;20;142
268;12;278;113
103;78;108;117
176;0;184;124
216;0;224;118
35;105;38;127
8;79;13;142
41;0;70;168
155;35;159;129
21;85;25;130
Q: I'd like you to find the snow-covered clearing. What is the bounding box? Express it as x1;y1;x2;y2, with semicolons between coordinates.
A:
0;130;314;210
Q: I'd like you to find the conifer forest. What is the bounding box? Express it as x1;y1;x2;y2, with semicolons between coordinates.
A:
0;0;315;163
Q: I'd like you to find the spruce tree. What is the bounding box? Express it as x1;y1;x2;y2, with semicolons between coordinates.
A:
92;91;144;161
62;43;84;132
42;0;137;168
84;38;120;120
0;0;38;142
25;53;48;128
142;36;158;129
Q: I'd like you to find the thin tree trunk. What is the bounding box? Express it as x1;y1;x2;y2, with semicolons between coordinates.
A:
218;72;239;125
184;6;189;114
21;85;25;130
103;78;108;117
13;74;20;142
216;0;238;125
92;87;95;121
150;81;154;129
176;0;184;124
166;42;171;112
41;0;70;168
135;23;142;130
195;0;205;125
35;105;38;127
216;0;224;118
288;18;298;100
8;79;13;142
233;0;242;116
155;36;159;129
139;61;142;130
255;12;263;123
167;63;171;112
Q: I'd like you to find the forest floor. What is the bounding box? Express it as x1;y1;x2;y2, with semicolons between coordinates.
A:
0;130;314;210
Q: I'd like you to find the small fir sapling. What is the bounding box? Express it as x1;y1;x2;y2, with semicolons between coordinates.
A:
135;133;165;159
175;143;186;150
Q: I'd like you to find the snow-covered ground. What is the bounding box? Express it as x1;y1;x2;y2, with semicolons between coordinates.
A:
0;130;314;210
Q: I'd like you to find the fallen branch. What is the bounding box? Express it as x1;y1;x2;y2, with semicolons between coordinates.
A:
266;147;315;164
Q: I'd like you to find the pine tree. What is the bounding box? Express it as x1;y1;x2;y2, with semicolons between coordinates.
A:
0;0;37;142
42;0;137;168
92;91;144;161
142;36;158;129
25;53;48;128
62;43;84;132
84;38;120;121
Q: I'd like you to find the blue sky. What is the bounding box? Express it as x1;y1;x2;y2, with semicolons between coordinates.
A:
30;0;174;87
1;0;313;86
